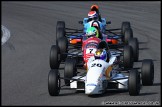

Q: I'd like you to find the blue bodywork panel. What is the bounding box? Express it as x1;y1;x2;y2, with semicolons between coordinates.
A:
83;18;107;33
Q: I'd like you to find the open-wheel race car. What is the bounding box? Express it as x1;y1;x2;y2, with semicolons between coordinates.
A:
50;32;135;70
54;19;139;65
48;32;154;96
48;46;154;96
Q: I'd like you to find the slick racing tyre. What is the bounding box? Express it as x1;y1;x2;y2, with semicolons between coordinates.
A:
57;36;68;60
121;21;131;35
123;28;133;44
128;37;139;62
56;28;65;44
56;21;65;31
48;69;61;96
56;21;65;41
123;45;133;69
64;58;77;86
128;69;140;96
141;59;154;86
50;45;60;69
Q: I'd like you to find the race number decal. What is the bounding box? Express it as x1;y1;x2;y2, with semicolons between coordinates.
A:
86;48;97;54
91;63;102;67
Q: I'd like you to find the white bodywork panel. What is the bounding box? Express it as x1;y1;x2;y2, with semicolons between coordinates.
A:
70;57;128;94
70;76;85;89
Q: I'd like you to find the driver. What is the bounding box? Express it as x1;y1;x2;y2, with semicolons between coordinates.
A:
90;4;102;22
87;11;99;22
94;49;108;62
87;48;110;70
85;27;99;38
88;48;111;63
85;27;103;40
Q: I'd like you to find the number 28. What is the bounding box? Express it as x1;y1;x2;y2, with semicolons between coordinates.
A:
91;63;102;67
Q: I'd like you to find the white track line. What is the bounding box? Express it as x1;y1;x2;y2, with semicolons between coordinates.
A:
1;25;11;45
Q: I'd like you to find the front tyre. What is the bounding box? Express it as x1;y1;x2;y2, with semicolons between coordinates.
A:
56;28;65;43
50;45;60;69
128;69;140;96
121;21;131;35
48;69;61;96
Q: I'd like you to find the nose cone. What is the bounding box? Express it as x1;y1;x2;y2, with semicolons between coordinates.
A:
85;84;101;95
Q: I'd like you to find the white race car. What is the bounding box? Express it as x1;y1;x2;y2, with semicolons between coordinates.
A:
48;49;154;96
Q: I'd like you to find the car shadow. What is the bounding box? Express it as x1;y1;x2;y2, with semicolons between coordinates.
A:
58;68;64;70
87;89;128;98
136;59;159;63
152;82;161;86
59;92;78;96
139;92;158;96
2;41;15;51
59;88;81;96
138;41;148;44
139;47;149;50
133;67;141;70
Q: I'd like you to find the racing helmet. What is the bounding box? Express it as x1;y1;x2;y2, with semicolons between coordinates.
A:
91;5;99;11
86;27;99;38
88;11;98;20
94;49;107;61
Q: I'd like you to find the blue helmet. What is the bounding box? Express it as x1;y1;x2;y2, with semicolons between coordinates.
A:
95;49;107;61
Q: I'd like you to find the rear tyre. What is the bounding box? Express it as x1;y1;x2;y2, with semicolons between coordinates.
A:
123;28;133;44
123;45;133;69
48;69;60;96
56;21;65;30
128;69;140;96
50;45;60;69
64;58;77;86
56;21;65;40
128;37;139;62
141;59;154;86
121;21;131;35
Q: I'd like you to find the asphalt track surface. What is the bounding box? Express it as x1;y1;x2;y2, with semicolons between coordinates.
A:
2;1;161;106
